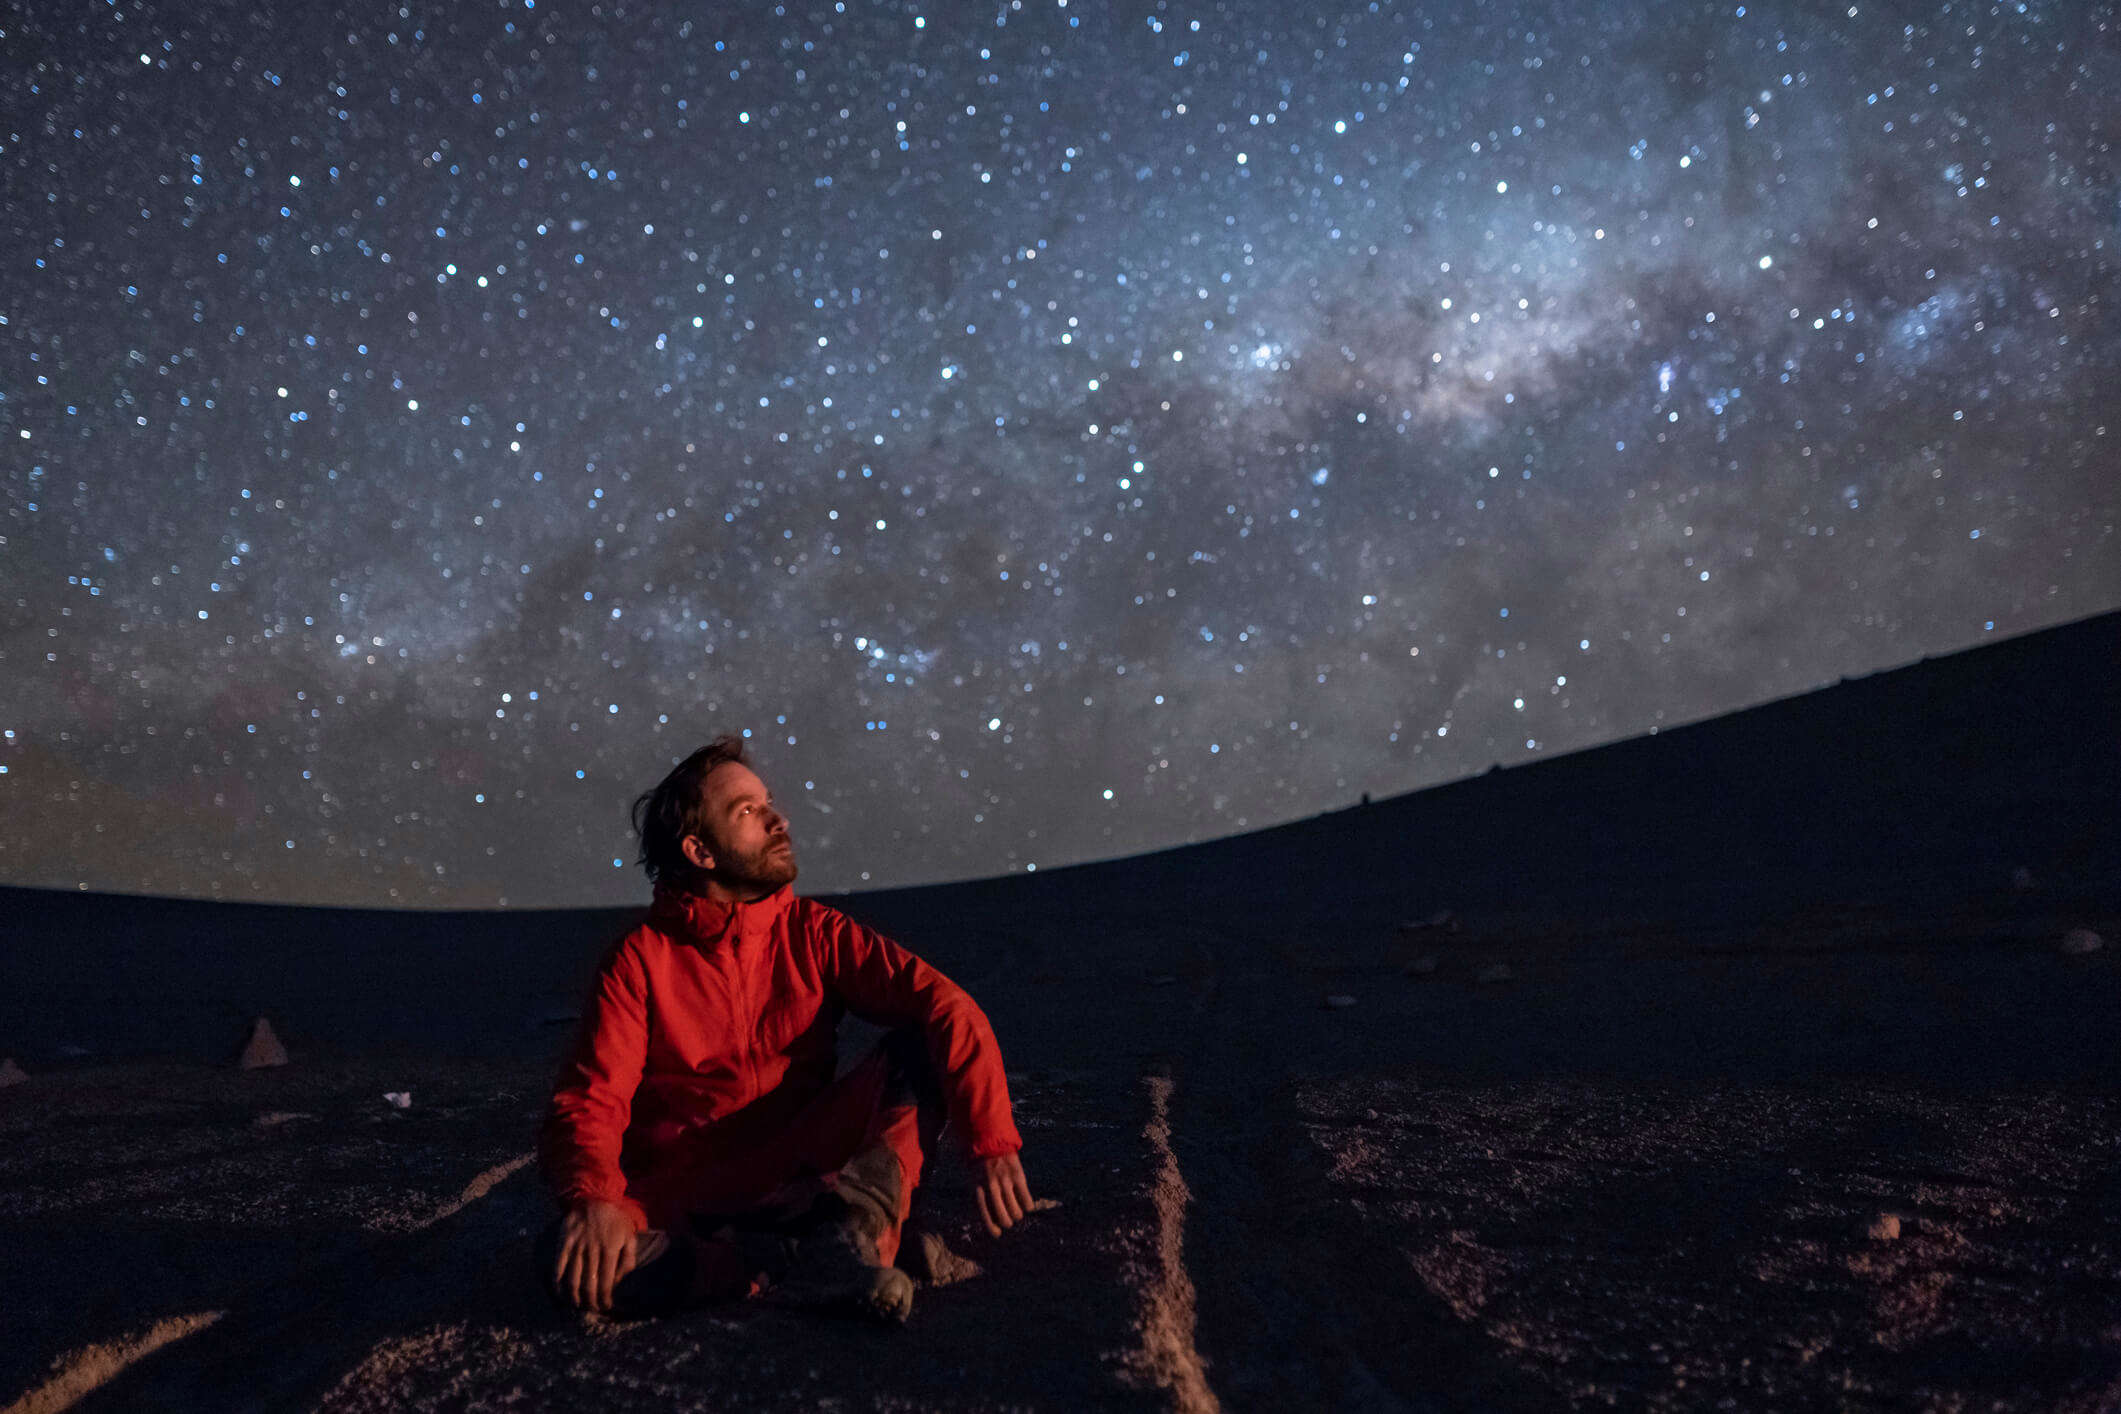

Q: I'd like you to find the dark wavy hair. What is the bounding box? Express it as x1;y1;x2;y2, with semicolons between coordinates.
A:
630;734;749;887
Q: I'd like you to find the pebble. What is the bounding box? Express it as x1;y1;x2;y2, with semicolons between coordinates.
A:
382;1091;413;1109
2059;928;2104;956
1323;994;1358;1009
1476;963;1515;984
0;1058;26;1088
252;1110;316;1128
1866;1212;1902;1242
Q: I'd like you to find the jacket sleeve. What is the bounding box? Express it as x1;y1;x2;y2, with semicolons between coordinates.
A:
540;933;653;1229
810;903;1024;1160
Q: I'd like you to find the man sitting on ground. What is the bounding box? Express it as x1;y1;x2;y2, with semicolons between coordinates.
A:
540;735;1034;1322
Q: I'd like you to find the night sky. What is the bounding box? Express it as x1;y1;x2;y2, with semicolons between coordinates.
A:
2;0;2115;907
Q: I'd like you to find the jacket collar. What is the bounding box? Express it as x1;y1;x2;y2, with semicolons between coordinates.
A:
649;881;795;947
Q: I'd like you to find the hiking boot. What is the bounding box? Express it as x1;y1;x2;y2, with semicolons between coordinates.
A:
774;1147;914;1323
608;1229;699;1317
777;1231;916;1323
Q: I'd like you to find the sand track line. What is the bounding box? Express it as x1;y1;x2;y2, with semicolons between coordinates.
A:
414;1151;537;1231
2;1312;224;1414
1128;1074;1221;1414
46;1153;546;1414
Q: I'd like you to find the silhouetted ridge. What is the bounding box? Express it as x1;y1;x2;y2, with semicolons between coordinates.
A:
853;608;2118;926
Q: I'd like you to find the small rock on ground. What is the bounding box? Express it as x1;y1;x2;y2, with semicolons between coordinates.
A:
2058;928;2104;956
1867;1212;1902;1241
252;1110;316;1128
238;1017;289;1070
0;1058;27;1088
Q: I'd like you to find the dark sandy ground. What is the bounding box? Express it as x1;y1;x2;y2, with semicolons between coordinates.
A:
5;888;2118;1414
0;1053;1166;1414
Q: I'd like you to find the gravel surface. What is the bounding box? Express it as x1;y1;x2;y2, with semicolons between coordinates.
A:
5;891;2119;1412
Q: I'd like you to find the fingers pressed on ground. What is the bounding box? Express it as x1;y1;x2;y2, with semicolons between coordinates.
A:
565;1248;590;1311
578;1241;600;1310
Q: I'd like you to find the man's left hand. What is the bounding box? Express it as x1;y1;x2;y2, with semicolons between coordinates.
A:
974;1151;1033;1237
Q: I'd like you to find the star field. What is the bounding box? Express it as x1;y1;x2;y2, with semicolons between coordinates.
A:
2;0;2116;905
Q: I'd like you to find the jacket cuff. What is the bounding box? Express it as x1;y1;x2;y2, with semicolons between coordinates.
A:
557;1183;649;1232
965;1125;1024;1161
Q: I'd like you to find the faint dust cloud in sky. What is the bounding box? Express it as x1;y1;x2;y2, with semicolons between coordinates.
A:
1;0;2115;905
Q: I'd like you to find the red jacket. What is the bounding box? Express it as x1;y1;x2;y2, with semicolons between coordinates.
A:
543;882;1022;1230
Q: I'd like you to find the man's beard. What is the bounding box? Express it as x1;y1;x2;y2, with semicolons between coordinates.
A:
717;838;797;894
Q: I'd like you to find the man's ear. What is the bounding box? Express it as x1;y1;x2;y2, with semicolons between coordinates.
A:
680;834;716;872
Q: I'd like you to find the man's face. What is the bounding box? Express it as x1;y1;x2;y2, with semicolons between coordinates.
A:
688;761;796;896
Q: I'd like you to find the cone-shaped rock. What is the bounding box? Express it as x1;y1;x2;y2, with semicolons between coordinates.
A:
238;1017;289;1069
0;1058;27;1088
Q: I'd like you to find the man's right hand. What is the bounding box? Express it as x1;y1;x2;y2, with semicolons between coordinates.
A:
552;1199;639;1312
